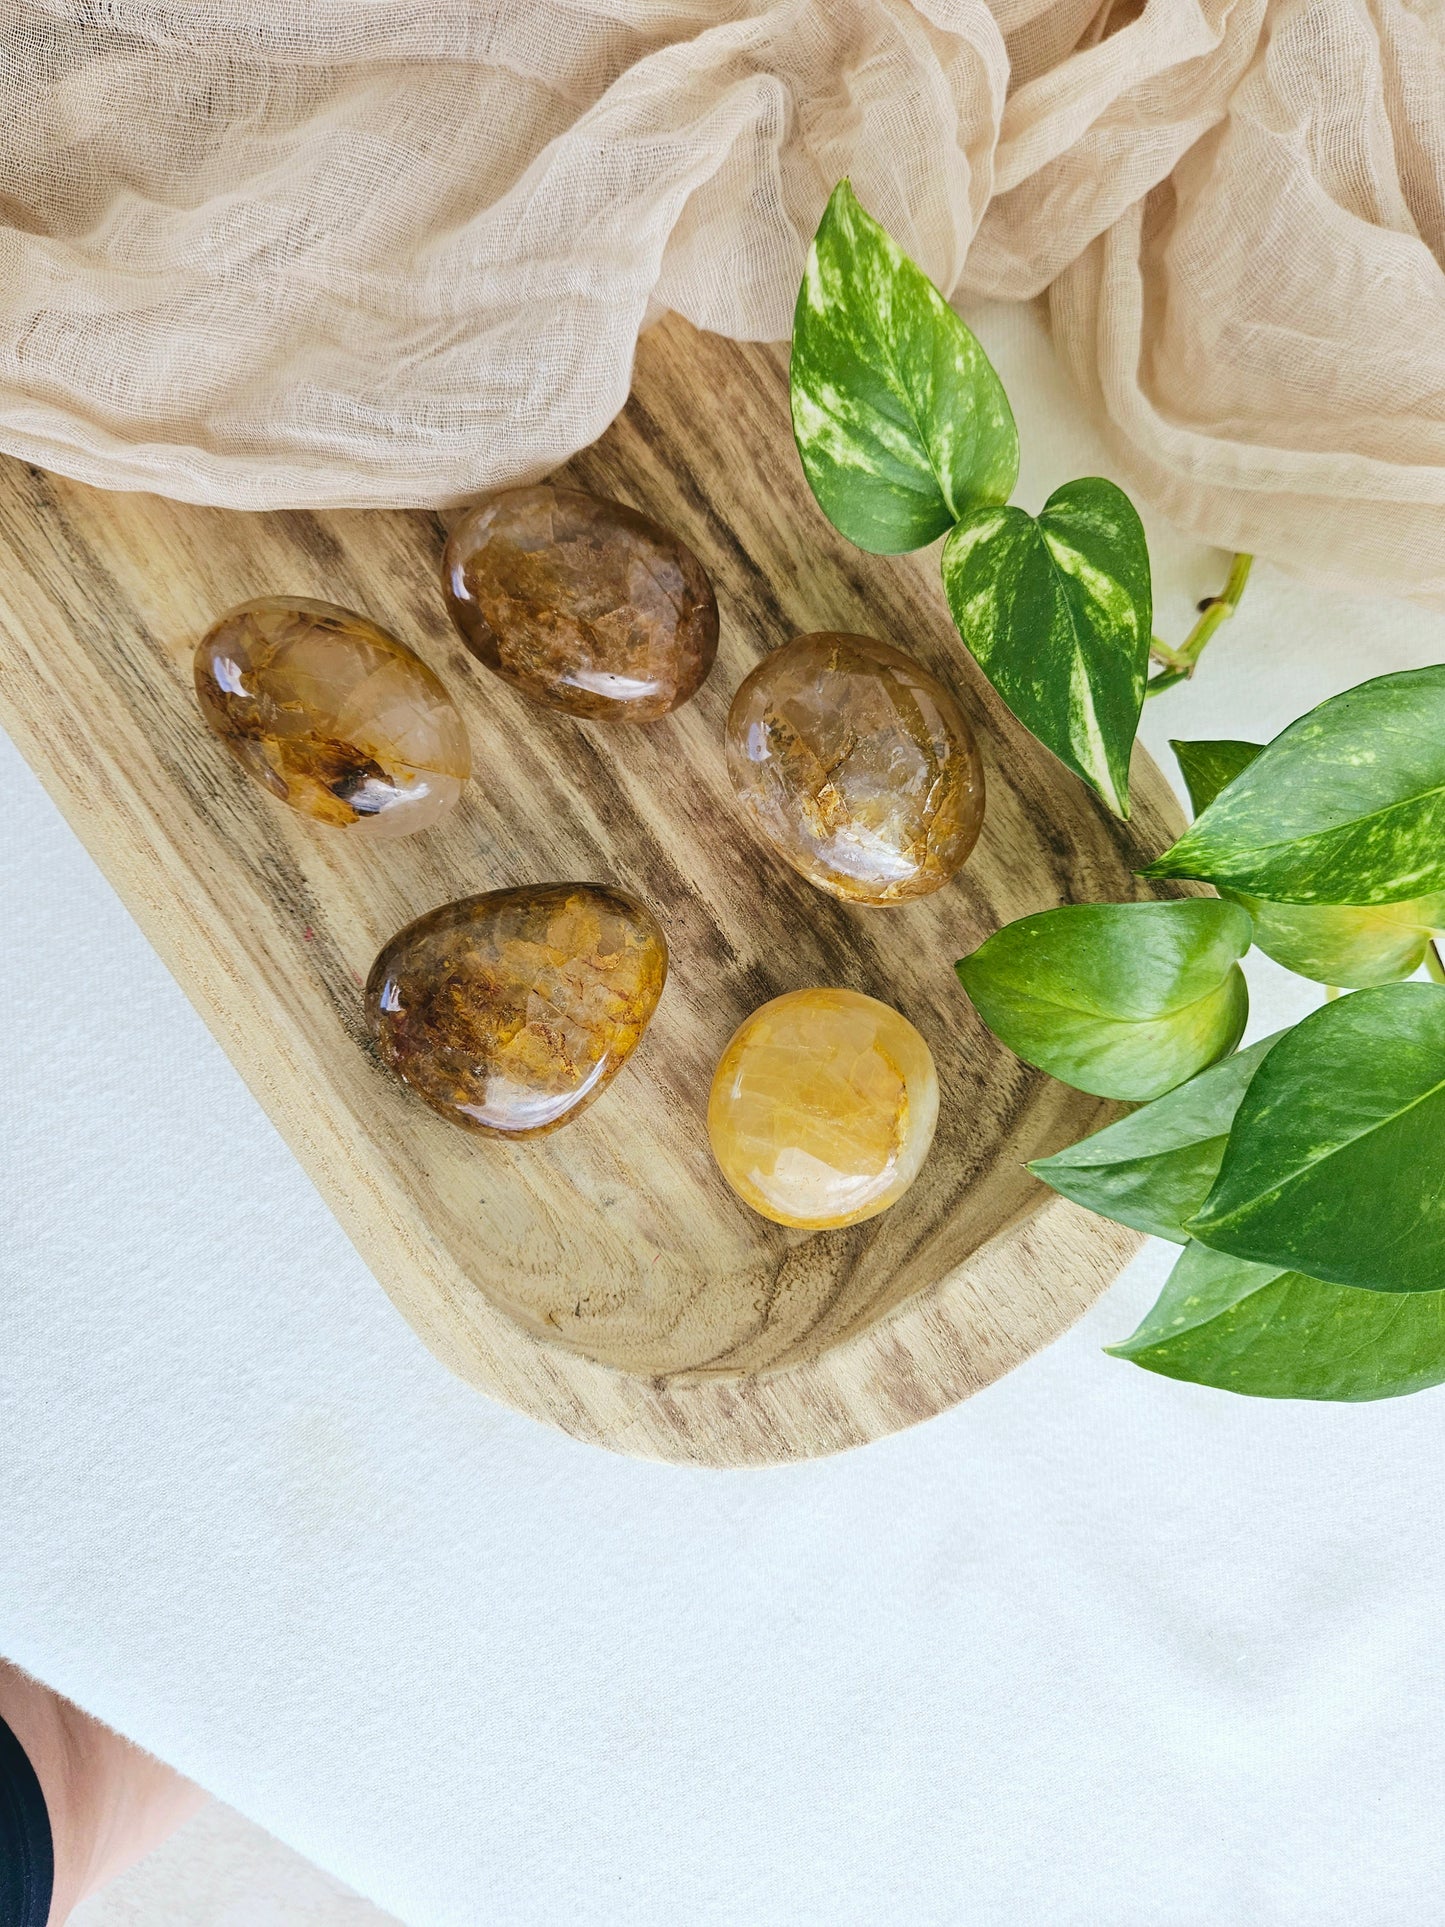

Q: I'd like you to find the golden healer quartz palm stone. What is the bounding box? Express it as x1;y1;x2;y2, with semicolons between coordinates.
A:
195;596;470;838
708;988;939;1229
442;484;719;722
366;884;668;1138
726;632;985;904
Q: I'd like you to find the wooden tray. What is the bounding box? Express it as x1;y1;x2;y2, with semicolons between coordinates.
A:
0;317;1184;1465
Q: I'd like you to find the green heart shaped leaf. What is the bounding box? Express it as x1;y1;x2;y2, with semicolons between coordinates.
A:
1231;892;1445;989
1029;1031;1282;1241
942;479;1152;817
1191;982;1445;1291
1171;737;1445;985
1109;1240;1445;1401
1172;737;1262;815
1147;666;1445;904
956;899;1250;1101
790;180;1018;555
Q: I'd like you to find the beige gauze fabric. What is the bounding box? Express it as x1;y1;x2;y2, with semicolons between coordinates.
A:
3;0;1443;594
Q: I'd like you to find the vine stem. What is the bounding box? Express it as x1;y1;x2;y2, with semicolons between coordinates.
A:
1146;553;1253;697
1426;940;1445;986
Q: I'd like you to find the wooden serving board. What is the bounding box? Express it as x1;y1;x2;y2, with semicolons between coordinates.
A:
0;317;1184;1465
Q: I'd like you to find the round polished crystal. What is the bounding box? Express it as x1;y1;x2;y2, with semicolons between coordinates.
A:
195;596;470;839
708;988;938;1229
726;632;984;904
442;484;719;722
366;884;668;1138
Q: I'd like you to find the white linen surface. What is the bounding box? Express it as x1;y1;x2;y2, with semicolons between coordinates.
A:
5;304;1445;1927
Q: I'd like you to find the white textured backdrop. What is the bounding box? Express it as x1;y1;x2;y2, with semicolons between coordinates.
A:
72;1803;398;1927
5;304;1445;1926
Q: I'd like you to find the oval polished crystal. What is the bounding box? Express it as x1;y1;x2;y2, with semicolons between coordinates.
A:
726;632;985;904
366;884;668;1138
442;484;719;722
196;596;470;838
708;988;939;1229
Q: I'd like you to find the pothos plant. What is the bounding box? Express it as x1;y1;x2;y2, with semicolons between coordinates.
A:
791;180;1445;1403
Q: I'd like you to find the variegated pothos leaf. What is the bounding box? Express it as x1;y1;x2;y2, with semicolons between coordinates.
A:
1029;1032;1283;1242
1147;666;1445;904
1189;982;1445;1292
941;479;1152;817
955;898;1250;1102
1230;891;1445;988
789;180;1018;554
1170;736;1445;985
1108;1241;1445;1402
1170;738;1263;816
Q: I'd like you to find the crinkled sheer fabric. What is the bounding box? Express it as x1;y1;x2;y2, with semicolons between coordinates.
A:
2;0;1442;593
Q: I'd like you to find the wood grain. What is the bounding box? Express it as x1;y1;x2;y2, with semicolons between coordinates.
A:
0;316;1185;1465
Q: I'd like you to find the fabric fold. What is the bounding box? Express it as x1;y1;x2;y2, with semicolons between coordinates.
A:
1;0;1441;595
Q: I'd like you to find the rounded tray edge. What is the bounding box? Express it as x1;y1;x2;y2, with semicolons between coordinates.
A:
402;1194;1142;1468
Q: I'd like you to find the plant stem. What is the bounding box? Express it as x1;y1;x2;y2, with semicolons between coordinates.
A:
1144;663;1189;696
1426;939;1445;986
1147;553;1253;697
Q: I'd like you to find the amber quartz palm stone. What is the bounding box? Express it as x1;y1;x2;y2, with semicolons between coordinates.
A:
0;317;1188;1464
444;484;718;721
727;632;985;904
195;596;470;838
367;885;667;1138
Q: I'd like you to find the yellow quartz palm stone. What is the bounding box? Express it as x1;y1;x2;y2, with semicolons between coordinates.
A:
708;987;938;1229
